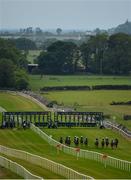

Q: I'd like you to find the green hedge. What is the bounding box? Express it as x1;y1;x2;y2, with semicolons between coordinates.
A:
41;85;131;91
41;86;91;91
123;115;131;120
92;85;131;90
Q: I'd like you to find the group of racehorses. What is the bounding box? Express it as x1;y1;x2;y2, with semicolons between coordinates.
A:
59;136;119;149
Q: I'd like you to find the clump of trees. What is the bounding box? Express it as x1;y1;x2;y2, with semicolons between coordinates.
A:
0;38;29;90
81;33;131;75
38;33;131;75
38;41;77;74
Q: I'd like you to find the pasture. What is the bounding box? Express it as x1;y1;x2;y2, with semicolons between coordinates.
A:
43;90;131;129
29;74;131;90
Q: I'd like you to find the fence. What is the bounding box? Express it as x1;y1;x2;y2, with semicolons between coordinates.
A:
104;121;131;139
31;124;131;172
0;155;42;179
0;145;93;179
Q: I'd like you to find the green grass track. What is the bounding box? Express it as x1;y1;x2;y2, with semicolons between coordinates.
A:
0;92;43;112
0;166;22;179
0;128;130;179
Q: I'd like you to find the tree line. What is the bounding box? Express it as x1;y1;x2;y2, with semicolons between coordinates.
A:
0;32;131;89
0;38;29;89
37;33;131;75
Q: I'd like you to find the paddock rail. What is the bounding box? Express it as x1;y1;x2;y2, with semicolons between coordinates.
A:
104;121;131;139
31;124;131;172
0;145;93;179
0;155;42;179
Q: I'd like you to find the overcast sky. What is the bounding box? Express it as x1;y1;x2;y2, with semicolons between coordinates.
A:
0;0;131;30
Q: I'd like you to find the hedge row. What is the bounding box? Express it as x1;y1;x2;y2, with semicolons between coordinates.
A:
41;85;131;91
123;115;131;120
92;85;131;90
41;86;91;91
110;101;131;105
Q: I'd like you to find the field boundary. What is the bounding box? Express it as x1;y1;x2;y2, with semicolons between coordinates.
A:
0;155;42;179
0;144;93;179
31;124;131;172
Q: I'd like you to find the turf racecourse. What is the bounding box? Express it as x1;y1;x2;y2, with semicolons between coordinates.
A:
0;92;44;111
43;90;131;129
0;92;131;179
0;129;131;179
43;127;131;161
0;166;22;179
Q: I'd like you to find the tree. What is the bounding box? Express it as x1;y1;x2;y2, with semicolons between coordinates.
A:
0;38;28;69
103;33;131;74
38;41;77;74
81;33;108;74
0;59;15;88
38;52;58;74
15;69;29;90
56;28;62;35
0;38;29;89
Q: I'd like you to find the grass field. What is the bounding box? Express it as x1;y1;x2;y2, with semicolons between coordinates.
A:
0;92;43;112
0;128;130;179
0;166;22;179
27;50;41;64
0;129;64;179
0;91;131;178
43;90;131;129
43;127;131;161
29;74;131;90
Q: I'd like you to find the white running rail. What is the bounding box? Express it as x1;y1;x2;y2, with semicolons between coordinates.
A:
31;124;131;172
104;121;131;139
0;155;42;179
0;145;93;179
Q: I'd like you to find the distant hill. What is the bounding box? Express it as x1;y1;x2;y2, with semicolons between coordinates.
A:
113;20;131;35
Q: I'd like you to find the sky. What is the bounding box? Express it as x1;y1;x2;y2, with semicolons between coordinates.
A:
0;0;131;30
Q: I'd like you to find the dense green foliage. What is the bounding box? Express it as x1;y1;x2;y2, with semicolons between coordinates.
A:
38;41;77;74
0;38;29;89
81;33;131;75
37;33;131;75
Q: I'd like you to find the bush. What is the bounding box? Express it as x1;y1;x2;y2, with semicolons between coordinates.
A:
123;115;131;120
47;101;58;108
41;86;91;91
110;101;131;105
92;85;131;90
